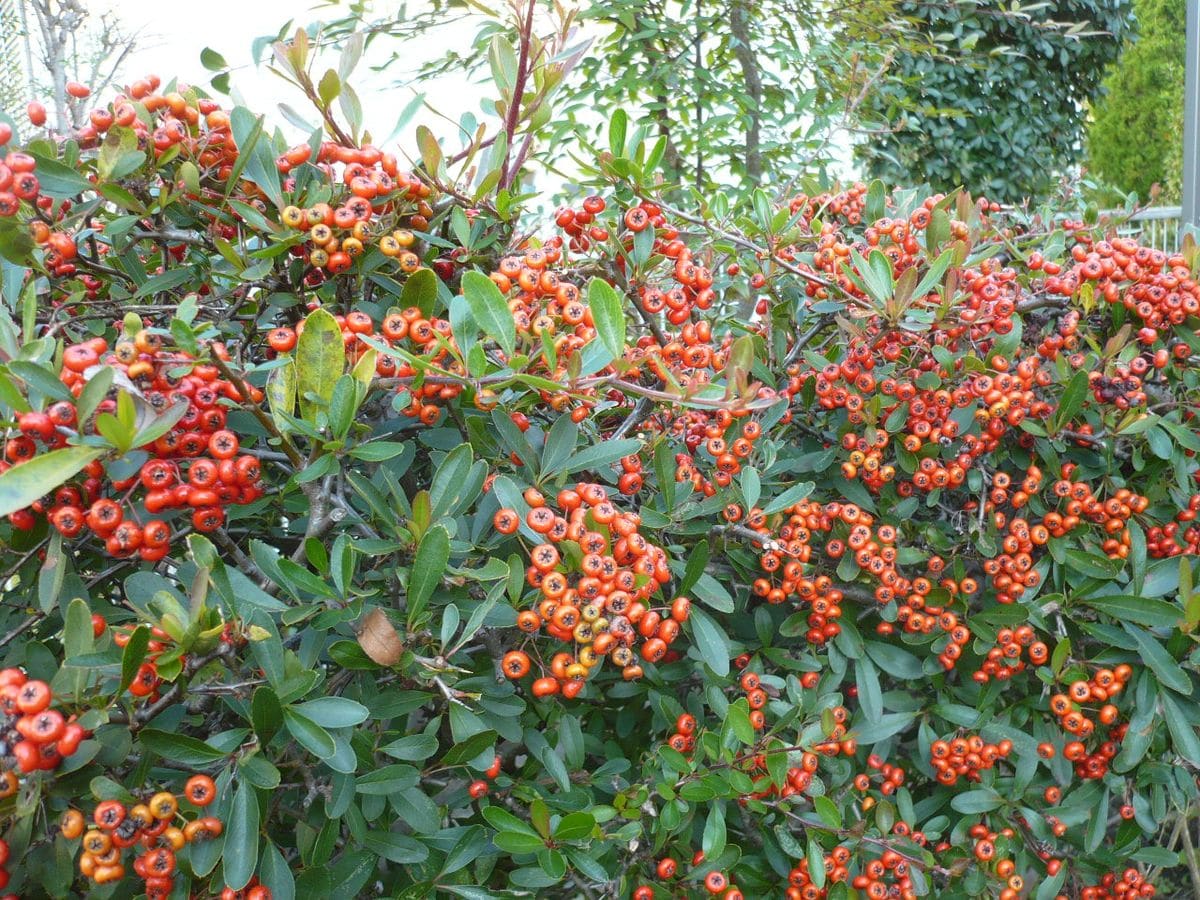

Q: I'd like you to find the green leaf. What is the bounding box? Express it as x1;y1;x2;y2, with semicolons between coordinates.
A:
1160;689;1200;764
8;360;72;402
587;278;625;362
251;687;283;745
37;530;65;613
442;729;497;767
260;840;295;900
407;524;450;628
117;625;150;695
726;699;755;745
855;657;883;724
702;802;726;859
292;697;369;728
1081;595;1180;628
493;830;545;854
763;481;815;515
318;69;341;105
223;780;260;890
416;125;443;175
229;107;283;209
267;360;297;429
201;47;229;70
557;438;642;477
461;271;515;358
808;836;827;889
865;179;886;222
1064;550;1123;580
0;446;106;519
1052;370;1089;433
1124;624;1191;695
554;811;594;841
380;734;439;762
283;708;336;758
678;542;710;597
362;832;429;863
853;712;919;744
482;806;540;838
139;730;227;766
540;414;579;476
28;153;91;198
402;268;439;319
296;308;345;423
913;248;956;297
687;607;730;676
355;764;418;796
1084;785;1109;853
608;108;628;156
814;796;841;829
1036;865;1067;900
950;788;1003;814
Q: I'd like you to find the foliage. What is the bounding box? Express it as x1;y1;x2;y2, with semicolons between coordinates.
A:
859;0;1135;203
1086;0;1187;204
309;0;953;200
0;20;1198;900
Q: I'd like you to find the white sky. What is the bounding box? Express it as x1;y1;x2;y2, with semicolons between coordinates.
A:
78;0;853;190
94;0;480;154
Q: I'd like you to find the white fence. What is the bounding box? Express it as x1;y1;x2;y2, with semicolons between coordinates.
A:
1097;206;1186;254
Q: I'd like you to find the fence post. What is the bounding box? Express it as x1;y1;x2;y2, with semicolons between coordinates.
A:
1184;0;1200;236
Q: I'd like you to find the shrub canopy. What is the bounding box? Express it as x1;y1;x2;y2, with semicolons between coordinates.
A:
0;28;1195;900
1087;0;1187;203
859;0;1134;203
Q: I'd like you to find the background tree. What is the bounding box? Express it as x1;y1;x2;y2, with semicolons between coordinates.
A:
1086;0;1186;203
24;0;137;132
858;0;1134;203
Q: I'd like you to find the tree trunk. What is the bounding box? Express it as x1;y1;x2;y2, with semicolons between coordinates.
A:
729;0;764;184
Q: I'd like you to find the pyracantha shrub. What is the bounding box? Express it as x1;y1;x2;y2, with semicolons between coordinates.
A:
0;33;1196;900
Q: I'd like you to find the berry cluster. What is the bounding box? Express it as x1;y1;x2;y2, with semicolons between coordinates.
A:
957;824;1023;898
0;150;41;224
674;411;763;495
1077;867;1156;899
929;734;1012;786
278;175;430;280
663;711;698;755
634;850;741;900
496;481;676;695
22;331;266;555
971;624;1049;683
220;877;274;900
466;753;503;800
0;668;86;776
1089;367;1147;409
552;194;612;252
62;775;222;897
1056;237;1197;344
1049;664;1132;780
113;624;175;700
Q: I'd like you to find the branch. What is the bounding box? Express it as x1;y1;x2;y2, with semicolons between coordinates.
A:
208;353;305;469
499;0;537;191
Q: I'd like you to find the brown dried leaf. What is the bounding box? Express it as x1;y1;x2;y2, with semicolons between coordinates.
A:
357;608;403;667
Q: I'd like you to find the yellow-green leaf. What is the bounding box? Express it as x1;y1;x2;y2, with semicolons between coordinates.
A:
0;446;106;519
296;309;345;423
267;359;297;430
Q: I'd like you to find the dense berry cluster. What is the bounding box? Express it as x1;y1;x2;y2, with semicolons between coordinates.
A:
61;775;224;897
4;331;265;555
496;481;678;695
929;733;1012;786
0;669;85;777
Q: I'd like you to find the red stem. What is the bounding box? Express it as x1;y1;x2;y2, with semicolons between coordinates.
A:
499;0;537;191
